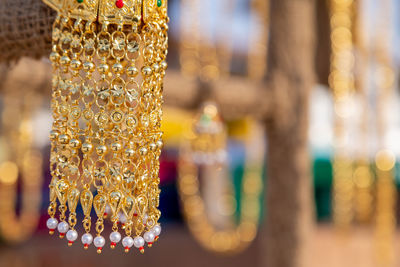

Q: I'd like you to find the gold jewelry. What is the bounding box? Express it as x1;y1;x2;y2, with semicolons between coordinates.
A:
43;0;168;253
178;103;264;253
0;76;43;243
329;0;356;230
373;1;396;264
177;0;268;253
352;0;373;224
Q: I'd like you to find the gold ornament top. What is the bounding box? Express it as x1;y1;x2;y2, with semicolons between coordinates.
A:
43;0;168;24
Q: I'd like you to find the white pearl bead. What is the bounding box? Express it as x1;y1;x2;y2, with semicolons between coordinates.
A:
143;231;155;243
46;218;58;229
57;221;69;233
94;236;105;248
109;231;122;243
66;230;78;242
81;233;93;245
133;236;145;248
122;236;134;248
152;225;161;236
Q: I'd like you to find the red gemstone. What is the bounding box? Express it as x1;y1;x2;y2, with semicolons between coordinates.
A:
115;0;124;8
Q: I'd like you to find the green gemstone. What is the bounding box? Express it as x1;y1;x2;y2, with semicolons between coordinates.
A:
157;0;162;7
77;0;83;3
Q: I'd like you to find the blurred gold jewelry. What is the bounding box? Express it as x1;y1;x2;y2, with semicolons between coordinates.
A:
329;0;356;230
373;1;396;265
43;0;168;253
178;103;264;253
352;0;373;224
0;80;43;243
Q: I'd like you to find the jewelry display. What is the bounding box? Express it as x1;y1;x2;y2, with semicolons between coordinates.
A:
43;0;168;253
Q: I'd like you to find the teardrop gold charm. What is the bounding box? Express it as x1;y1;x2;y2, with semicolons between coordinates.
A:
93;193;107;218
136;194;148;217
67;188;80;213
49;177;59;202
122;196;136;220
109;190;124;215
80;189;93;216
55;179;70;205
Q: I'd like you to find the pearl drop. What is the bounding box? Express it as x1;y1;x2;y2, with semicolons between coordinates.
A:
57;221;69;233
133;236;145;248
81;233;93;245
110;231;122;243
94;236;106;248
152;225;162;236
122;236;134;248
143;231;155;243
46;218;58;229
66;230;78;242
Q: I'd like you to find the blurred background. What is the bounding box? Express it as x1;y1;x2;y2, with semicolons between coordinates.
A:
0;0;400;266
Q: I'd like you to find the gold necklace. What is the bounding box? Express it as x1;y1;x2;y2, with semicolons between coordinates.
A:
0;73;43;243
43;0;168;254
178;103;264;253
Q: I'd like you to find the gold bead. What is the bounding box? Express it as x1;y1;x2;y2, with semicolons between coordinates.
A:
152;63;160;73
81;142;93;153
112;63;123;73
142;66;153;76
83;61;94;72
98;63;109;73
60;56;70;65
127;66;139;77
49;130;60;141
69;138;81;148
149;143;157;152
139;147;148;156
111;143;122;152
70;59;81;69
125;148;135;158
58;134;70;144
125;248;130;253
96;145;107;156
97;248;102;254
50;52;60;63
156;140;163;149
160;61;168;70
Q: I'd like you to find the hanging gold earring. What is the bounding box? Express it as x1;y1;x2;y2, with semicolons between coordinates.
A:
178;103;264;253
43;0;168;254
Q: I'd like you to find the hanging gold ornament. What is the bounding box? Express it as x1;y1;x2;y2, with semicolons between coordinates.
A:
178;103;264;254
329;0;356;230
43;0;168;254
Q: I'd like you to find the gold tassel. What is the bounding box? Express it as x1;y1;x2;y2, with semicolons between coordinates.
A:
43;0;168;253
